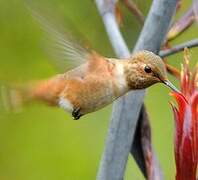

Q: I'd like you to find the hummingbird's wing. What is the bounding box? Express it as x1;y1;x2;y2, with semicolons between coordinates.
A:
28;6;92;72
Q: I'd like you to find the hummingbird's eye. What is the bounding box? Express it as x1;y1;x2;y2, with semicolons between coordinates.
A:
144;66;152;73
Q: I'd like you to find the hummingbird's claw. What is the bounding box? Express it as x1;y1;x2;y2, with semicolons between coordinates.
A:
72;107;82;120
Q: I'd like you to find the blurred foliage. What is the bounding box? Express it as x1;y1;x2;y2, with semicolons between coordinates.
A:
0;0;197;180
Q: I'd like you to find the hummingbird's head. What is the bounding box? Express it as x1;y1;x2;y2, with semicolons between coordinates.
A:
125;50;179;92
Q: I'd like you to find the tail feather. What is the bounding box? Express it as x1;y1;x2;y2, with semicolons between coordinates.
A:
0;77;66;112
0;84;23;113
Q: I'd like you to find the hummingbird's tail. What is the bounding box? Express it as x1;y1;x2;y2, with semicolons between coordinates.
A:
0;81;49;112
0;76;66;112
0;83;29;113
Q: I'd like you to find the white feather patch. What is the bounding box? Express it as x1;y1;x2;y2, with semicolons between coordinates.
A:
58;97;73;113
115;62;128;93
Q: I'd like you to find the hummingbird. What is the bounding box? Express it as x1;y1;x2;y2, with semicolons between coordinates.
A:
1;11;179;120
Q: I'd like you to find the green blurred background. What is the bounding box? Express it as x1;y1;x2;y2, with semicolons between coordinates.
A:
0;0;197;179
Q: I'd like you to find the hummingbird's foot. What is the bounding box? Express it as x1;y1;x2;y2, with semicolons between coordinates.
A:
72;107;82;120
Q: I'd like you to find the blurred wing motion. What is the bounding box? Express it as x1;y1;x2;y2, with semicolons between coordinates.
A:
28;6;91;71
0;6;104;113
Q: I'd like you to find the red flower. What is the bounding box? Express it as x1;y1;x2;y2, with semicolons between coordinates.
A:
171;49;198;180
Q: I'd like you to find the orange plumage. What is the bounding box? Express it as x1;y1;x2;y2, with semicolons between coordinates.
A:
1;11;179;119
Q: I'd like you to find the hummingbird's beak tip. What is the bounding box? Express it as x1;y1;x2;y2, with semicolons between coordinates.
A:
163;80;180;93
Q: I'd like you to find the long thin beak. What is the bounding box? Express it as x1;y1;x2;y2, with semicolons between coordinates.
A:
163;80;180;93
